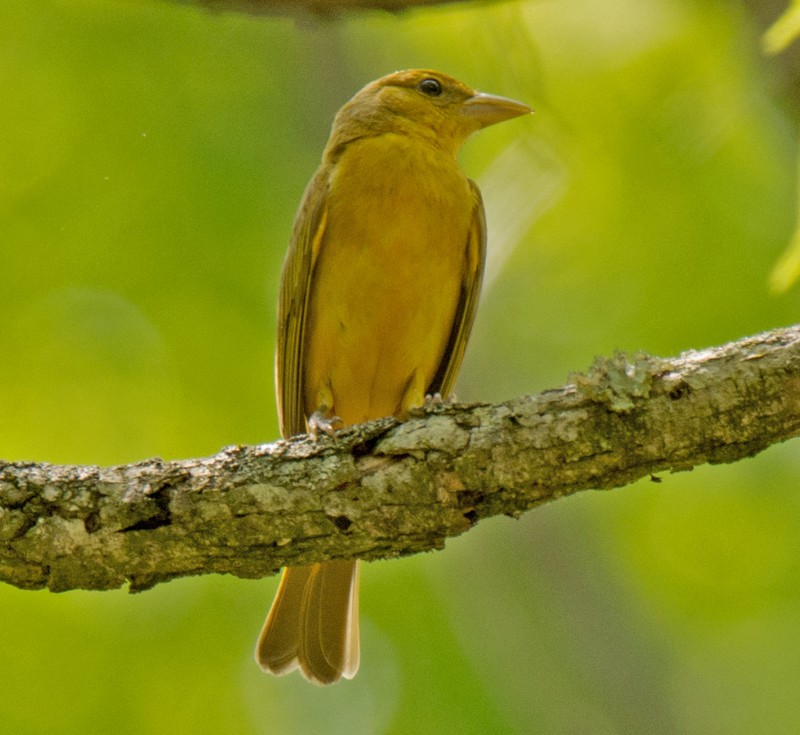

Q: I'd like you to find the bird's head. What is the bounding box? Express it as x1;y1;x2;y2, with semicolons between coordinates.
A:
326;69;531;158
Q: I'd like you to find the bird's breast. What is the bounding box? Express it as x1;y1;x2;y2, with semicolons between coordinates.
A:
302;135;477;425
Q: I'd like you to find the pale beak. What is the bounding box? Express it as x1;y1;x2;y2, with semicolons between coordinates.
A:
462;92;532;129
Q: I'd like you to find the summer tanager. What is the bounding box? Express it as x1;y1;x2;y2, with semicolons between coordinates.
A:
255;69;530;684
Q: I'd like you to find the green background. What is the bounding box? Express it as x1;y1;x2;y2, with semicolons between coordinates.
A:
2;0;800;732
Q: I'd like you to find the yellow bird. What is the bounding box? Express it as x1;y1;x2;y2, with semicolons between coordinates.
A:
256;69;530;684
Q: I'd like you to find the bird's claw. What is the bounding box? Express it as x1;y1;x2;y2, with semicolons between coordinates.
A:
408;392;453;418
424;392;446;408
308;411;343;439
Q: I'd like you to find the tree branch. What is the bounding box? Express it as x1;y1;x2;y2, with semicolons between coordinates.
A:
173;0;469;17
2;325;799;594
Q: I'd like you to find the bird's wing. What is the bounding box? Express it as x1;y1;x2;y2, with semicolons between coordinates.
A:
428;179;487;399
276;168;330;438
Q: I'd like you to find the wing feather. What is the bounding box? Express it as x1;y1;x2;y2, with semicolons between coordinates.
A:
276;168;330;438
428;179;487;398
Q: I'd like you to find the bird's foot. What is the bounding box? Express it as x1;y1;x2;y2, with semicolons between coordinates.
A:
408;392;454;418
424;392;447;408
308;411;343;439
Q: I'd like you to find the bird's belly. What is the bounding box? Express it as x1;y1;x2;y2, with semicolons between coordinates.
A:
303;183;472;425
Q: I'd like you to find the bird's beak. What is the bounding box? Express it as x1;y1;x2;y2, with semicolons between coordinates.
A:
462;92;532;129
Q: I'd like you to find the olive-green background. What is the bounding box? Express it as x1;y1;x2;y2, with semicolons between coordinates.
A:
2;0;799;732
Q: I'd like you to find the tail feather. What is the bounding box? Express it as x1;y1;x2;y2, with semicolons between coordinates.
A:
256;560;360;685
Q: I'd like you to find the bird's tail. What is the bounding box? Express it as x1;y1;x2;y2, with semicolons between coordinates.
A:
255;559;360;685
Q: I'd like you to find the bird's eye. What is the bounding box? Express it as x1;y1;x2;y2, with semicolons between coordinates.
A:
418;78;443;97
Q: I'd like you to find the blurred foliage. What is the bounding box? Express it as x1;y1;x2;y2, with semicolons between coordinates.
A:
1;0;799;732
764;0;800;54
766;0;800;292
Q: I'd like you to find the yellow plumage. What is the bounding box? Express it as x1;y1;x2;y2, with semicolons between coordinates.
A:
256;69;530;684
305;134;478;424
